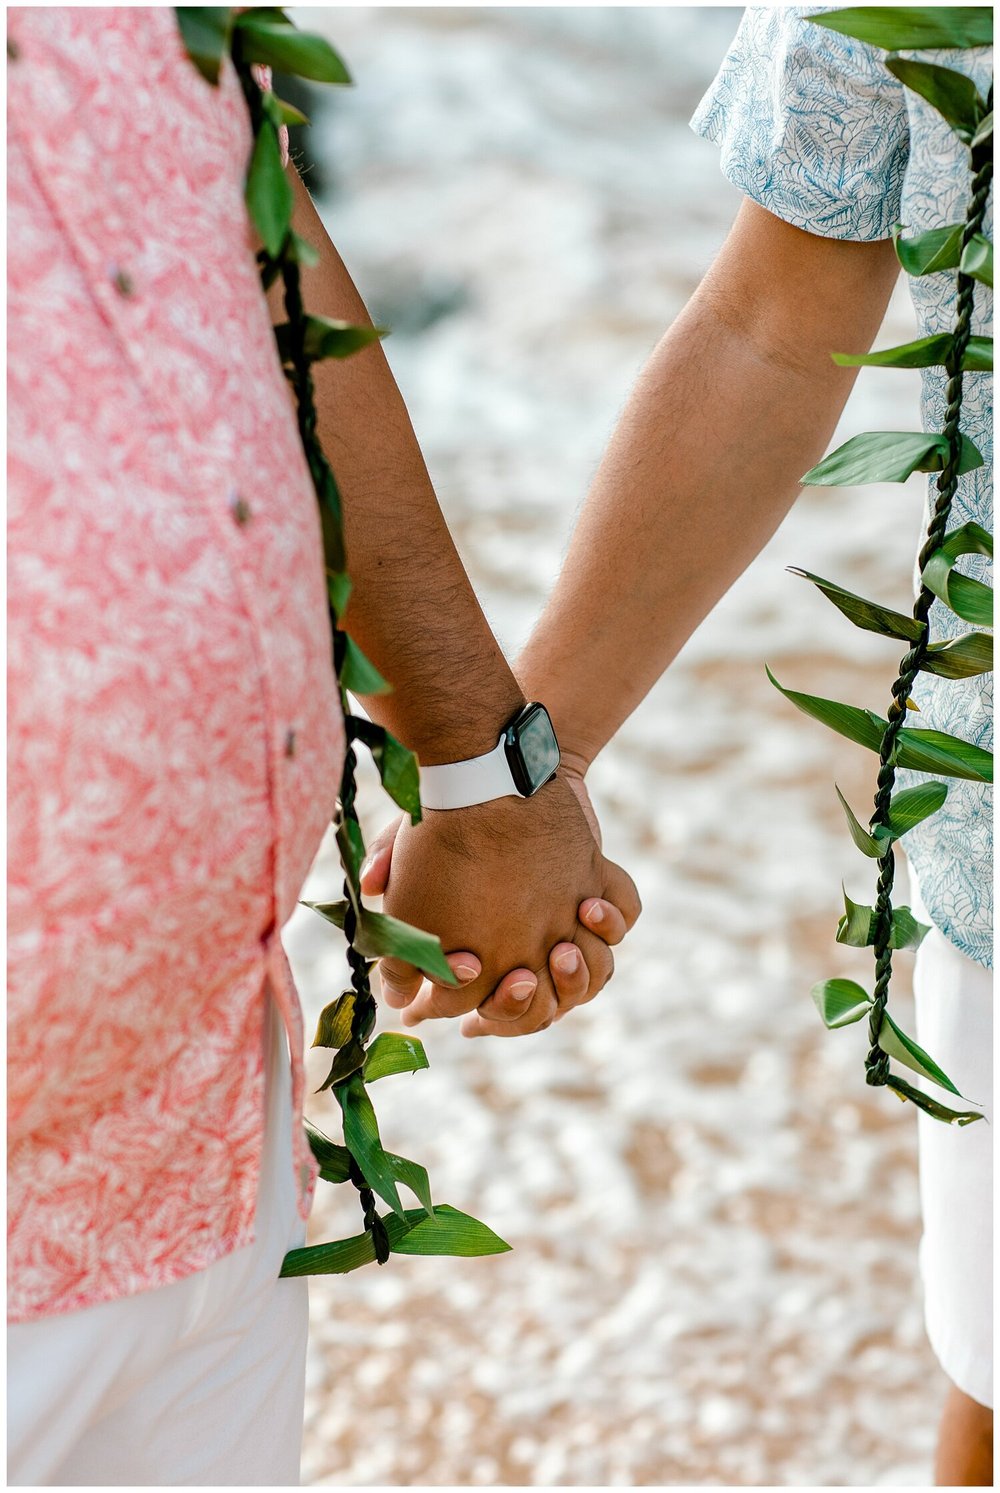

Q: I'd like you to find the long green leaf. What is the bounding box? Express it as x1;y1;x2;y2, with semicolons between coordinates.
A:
808;8;993;50
312;990;356;1049
921;630;994;680
284;1209;421;1277
305;318;384;360
768;668;993;780
835;780;946;859
894;726;993;782
336;814;366;893
349;717;422;822
893;222;964;277
789;568;923;642
888;906;932;951
363;1032;430;1083
317;1037;366;1091
878;1012;963;1095
287;230;320;268
175;7;233;84
327;569;352;621
304;1121;352;1183
302;898;348;930
835;786;883;857
272;93;310;128
885;1073;984;1126
245;119;292;258
340;635;391;696
234;15;352;83
923;523;994;625
280;1204;510;1277
316;464;345;573
884;59;988;143
833;334;949;369
385;1152;435;1216
802;431;983;487
335;1075;405;1218
767;667;883;752
311;989;375;1069
390;1204;512;1259
961;234;993;288
941;521;993;563
886;780;949;836
281;1226;382;1276
835;891;931;951
355;909;458;985
811;978;872;1029
835;890;876;948
971;109;993;149
832;334;992;372
274;317;385;365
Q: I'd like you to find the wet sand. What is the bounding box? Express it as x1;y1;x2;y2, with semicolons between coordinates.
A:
283;8;951;1484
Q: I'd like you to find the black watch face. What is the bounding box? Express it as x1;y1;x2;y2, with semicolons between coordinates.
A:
506;704;560;796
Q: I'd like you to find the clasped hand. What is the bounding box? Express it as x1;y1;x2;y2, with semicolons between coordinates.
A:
359;770;641;1037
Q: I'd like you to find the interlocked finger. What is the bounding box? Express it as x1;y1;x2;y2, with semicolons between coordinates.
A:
552;927;614;1021
381;952;479;1016
460;971;559;1039
578;896;629;947
398;954;487;1025
376;957;426;1010
469;966;541;1024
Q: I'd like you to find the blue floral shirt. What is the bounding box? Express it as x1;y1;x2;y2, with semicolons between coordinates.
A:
691;7;993;969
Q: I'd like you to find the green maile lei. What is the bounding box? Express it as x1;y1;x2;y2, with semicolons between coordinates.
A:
765;7;994;1125
175;7;509;1275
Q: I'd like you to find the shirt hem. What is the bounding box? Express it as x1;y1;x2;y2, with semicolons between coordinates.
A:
7;1221;260;1327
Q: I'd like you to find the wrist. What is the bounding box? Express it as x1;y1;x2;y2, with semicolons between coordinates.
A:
369;683;526;767
418;700;560;811
419;771;565;837
557;745;593;781
514;658;599;779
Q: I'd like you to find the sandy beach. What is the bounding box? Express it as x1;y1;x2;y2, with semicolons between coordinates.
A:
282;7;954;1484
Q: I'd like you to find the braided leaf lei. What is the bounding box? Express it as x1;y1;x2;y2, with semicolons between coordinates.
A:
767;6;993;1125
176;6;509;1274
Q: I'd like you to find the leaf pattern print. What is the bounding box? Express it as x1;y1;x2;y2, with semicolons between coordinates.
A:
7;7;344;1322
691;7;992;968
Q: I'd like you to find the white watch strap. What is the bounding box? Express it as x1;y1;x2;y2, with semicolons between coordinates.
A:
419;734;520;810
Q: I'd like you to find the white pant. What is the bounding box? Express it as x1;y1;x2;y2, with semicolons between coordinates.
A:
7;996;310;1486
911;883;993;1410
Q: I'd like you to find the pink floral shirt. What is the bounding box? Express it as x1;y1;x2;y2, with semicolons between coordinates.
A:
7;8;345;1323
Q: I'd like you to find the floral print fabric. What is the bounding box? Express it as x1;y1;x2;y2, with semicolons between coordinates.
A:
7;8;344;1322
692;7;993;968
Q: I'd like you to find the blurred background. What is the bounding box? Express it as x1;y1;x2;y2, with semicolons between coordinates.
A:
281;6;944;1485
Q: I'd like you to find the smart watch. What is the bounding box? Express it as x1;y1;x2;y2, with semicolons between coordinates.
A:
418;702;561;810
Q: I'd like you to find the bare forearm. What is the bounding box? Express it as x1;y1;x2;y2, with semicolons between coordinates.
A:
274;168;522;762
517;202;899;767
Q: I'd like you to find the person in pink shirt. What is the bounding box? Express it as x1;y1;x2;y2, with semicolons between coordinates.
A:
7;8;636;1485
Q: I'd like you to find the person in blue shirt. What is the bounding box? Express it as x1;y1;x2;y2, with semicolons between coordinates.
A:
369;7;993;1484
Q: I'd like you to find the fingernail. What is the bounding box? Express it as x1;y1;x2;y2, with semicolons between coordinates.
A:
554;948;579;974
453;963;479;983
510;979;536;1001
585;901;604;925
360;853;375;880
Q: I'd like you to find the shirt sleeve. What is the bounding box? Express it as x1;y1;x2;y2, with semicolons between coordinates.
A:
690;6;910;241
